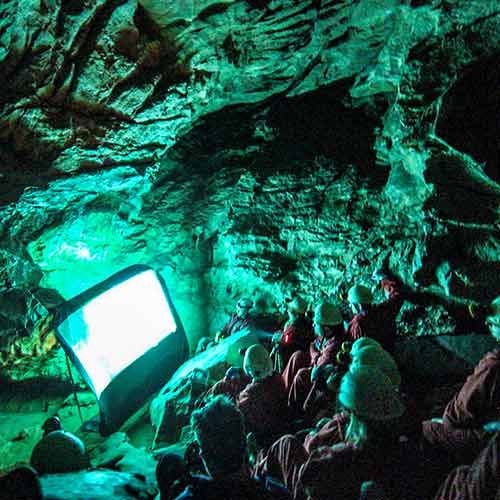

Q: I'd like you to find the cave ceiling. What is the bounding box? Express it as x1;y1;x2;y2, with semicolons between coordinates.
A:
0;0;499;379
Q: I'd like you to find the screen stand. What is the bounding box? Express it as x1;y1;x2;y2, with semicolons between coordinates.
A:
65;353;84;424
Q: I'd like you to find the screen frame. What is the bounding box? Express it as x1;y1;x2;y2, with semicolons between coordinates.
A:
52;264;188;435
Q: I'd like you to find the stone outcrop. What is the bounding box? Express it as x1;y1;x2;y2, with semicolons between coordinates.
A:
40;469;156;500
150;329;259;445
91;432;157;484
0;0;499;377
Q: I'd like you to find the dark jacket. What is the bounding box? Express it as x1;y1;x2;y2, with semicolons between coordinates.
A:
237;372;290;446
347;278;404;352
434;432;500;500
173;471;290;500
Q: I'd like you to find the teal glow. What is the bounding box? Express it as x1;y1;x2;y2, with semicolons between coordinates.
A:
58;242;93;260
27;212;141;299
58;270;176;397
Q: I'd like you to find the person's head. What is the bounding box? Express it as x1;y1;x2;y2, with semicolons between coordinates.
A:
224;366;243;380
360;481;387;500
30;430;90;475
486;296;500;342
350;337;383;357
236;298;253;318
347;285;373;314
0;465;42;500
41;416;62;437
190;395;246;478
337;365;405;447
156;452;189;500
287;296;307;320
350;346;401;388
313;302;343;338
243;344;272;380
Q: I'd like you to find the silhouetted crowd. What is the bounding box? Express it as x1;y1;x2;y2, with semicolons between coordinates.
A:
2;269;499;500
164;271;499;500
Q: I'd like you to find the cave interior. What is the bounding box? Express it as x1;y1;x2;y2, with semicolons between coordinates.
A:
0;0;499;498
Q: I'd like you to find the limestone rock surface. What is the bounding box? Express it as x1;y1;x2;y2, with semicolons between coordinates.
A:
0;0;498;379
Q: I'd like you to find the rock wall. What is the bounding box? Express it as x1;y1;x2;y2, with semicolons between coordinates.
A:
0;0;499;378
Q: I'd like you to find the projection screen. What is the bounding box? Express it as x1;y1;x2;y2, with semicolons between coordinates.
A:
53;265;188;435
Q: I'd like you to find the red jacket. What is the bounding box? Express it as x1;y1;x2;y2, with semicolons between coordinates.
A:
434;432;500;500
297;443;377;500
444;348;500;429
277;317;315;369
207;374;252;400
221;314;254;337
303;412;349;454
422;348;500;462
299;438;427;500
237;373;289;445
315;337;343;367
347;278;403;352
281;316;314;352
309;336;343;368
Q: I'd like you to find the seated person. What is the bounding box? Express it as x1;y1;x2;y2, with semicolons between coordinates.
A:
433;430;500;500
271;297;314;372
283;302;346;415
283;302;345;389
422;296;500;464
255;365;424;500
204;366;251;401
173;395;290;500
30;416;90;475
347;269;405;353
156;452;192;500
237;344;290;448
303;340;402;452
204;344;289;448
302;343;352;423
0;465;42;500
215;298;255;342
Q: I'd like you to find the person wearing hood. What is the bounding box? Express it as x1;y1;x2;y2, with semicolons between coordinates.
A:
174;395;290;500
255;365;414;500
347;269;405;353
30;416;90;475
271;297;314;372
303;338;402;454
433;430;500;500
237;344;290;448
284;302;346;416
422;296;500;465
215;298;255;342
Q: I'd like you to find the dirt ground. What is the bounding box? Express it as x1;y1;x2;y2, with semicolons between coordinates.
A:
0;380;156;472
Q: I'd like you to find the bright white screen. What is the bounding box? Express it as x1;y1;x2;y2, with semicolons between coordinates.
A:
58;270;177;398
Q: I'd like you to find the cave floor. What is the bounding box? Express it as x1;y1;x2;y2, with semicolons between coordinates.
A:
0;383;155;472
